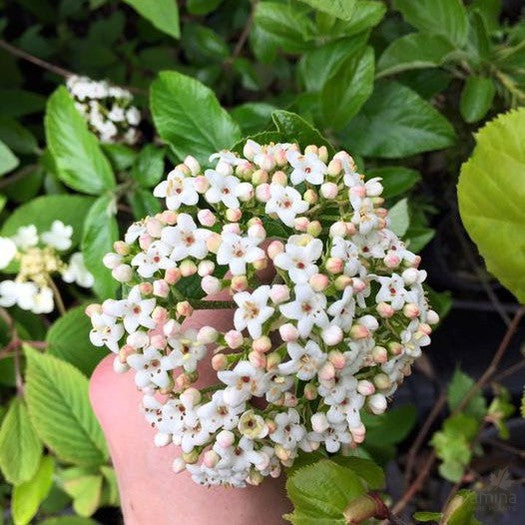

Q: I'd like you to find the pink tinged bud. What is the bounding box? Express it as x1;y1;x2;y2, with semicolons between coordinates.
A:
275;149;287;166
321;182;338;199
230;275;248;292
211;353;227;371
374;373;392;390
164;267;181;284
127;331;149;349
375;207;387;219
249;350;266;368
267;240;284;260
224;330;243;349
309;273;330;292
113;357;129;373
203;450;220;468
251;169;268;185
352;278;366;293
255;183;271;202
112;264;132;283
184;155;200;175
372;346;388;364
259;154;275;172
350;423;366;443
283;392;298;407
413;255;422;268
152;306;168;323
197;260;215;277
304;189;318;205
150;334;167;349
326;257;344;274
225;208;242;222
179;260;197;277
318;361;335;381
139;282;153;295
103;252;121;269
322;325;343;346
275;445;291;462
163;319;180;337
327;158;342;176
346;222;357;235
172;457;186;474
216;160;233;177
389;341;404;356
403;303;420;319
376;302;395;318
252;336;272;353
160;210;177;225
329;221;347;238
304;383;318;400
180;387;201;408
85;303;101;317
175;373;191;390
206;233;222;253
247;217;263;227
307;220;322;237
293;217;310;232
279;323;298;342
197;208;216;226
266;352;281;370
153;279;169;298
384;252;401;268
271;170;287;185
402;267;419;285
248;223;266;240
252;257;268;271
357;379;375;396
243;142;256;160
311;412;329;433
328;350;346;369
318;146;328;163
368;393;387;414
197;326;218;344
304;145;318;156
114;240;130;255
216;430;235;448
335;275;353;290
222;222;241;235
350;185;366;199
350;324;370;340
270;284;290;304
176;301;193;317
426;310;440;325
419;322;432;336
146;218;163;237
176;163;190;176
139;234;153;250
359;315;379;331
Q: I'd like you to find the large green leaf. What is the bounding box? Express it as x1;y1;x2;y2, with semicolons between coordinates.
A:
447;369;487;420
0;195;95;248
331;1;386;37
123;0;180;39
459;76;495;123
366;166;420;198
12;456;54;525
131;144;165;188
346;81;456;158
299;0;356;20
0;89;46;118
393;0;468;47
0;397;42;485
388;198;410;237
47;306;107;376
0;117;39;155
81;194;119;300
377;33;455;77
24;346;108;466
0;138;19;176
150;71;241;165
321;46;375;130
458;108;525;303
45;86;115;195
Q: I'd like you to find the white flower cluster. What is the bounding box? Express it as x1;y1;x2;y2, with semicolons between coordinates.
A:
87;140;439;487
0;221;93;313
66;75;141;145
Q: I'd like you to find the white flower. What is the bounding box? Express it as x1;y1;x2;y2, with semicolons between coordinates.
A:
104;286;156;333
286;149;327;185
326;392;364;429
265;184;309;227
167;330;206;373
309;422;352;453
327;287;356;330
127;346;177;389
279;341;326;381
204;170;243;209
126;106;141;126
318;374;358;405
12;226;38;250
41;221;73;250
330;236;361;276
161;213;209;261
89;312;125;353
124;222;146;244
233;286;275;338
197;391;245;433
376;274;411;310
153;169;199;210
280;284;329;337
270;409;306;450
62;252;94;288
216;232;265;276
0;280;37;311
218;360;268;406
131;241;174;278
0;238;17;269
274;235;322;283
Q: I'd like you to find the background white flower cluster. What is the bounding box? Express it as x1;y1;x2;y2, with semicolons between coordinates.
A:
87;140;438;487
66;75;141;145
0;221;93;313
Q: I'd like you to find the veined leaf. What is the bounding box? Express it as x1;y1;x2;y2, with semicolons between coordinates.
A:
0;138;19;176
299;0;356;21
123;0;180;39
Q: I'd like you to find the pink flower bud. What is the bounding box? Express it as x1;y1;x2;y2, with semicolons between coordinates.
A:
172;457;186;473
266;352;281;370
359;315;379;331
224;330;243;349
304;145;318;155
197;326;218;344
318;361;335;381
255;183;271;202
139;282;153;296
357;379;375;396
350;324;370;340
279;323;298;342
270;284;290;304
419;322;432;336
146;218;163;237
329;221;347;238
311;412;329;433
258;154;275;172
163;319;181;337
162;268;180;286
153;279;169;298
350;423;366;443
237;182;254;201
271;170;287;185
318;146;328;163
389;341;403;356
138;234;153;251
119;344;135;363
180;387;201;408
176;301;193;318
252;336;272;353
376;302;395;318
152;306;167;323
103;252;121;269
267;240;284;260
304;189;318;205
403;303;420;319
321;182;338;199
85;303;101;317
327;159;342;176
328;350;346;369
197;260;215;277
384;252;401;268
248;223;266;240
225;208;242;222
252;257;267;270
230;275;248;292
251;169;268;185
127;331;149;349
175;373;191;391
352;278;366;293
249;350;266;368
304;383;318;400
203;450;219;468
350;185;366;200
179;260;197;277
114;240;130;255
216;160;233;176
222;222;241;235
309;273;329;292
197;209;216;227
307;220;322;236
322;325;343;346
184;155;200;175
293;216;310;232
372;346;388;364
368;393;387;414
326;257;344;274
334;275;353;290
206;232;222;253
150;334;167;349
159;210;177;225
211;353;227;371
216;430;235;448
374;373;392;390
426;310;440;325
112;264;132;283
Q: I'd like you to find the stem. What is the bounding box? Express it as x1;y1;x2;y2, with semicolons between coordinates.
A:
47;278;66;316
0;164;39;190
229;0;258;62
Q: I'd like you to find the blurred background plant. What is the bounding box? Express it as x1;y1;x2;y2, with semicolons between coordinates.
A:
0;0;523;523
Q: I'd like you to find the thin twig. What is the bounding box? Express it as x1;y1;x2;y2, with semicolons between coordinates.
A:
47;277;66;316
229;0;258;62
0;164;39;190
493;358;525;383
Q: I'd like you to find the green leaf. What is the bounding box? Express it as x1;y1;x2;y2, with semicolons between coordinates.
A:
377;33;455;77
457;108;525;303
45;86;115;195
299;0;356;21
40;518;99;525
131;144;165;188
459;76;495;123
393;0;468;47
101;143;137;171
0;397;42;485
331;1;386;37
388;198;410;237
123;0;180;39
187;0;222;15
81;194;119;300
47;306;107;376
444;489;478;525
231;102;277;135
366;166;420;198
12;456;54;525
231;131;285;155
0;194;94;248
346;81;456;158
470;0;501;34
0;138;19;176
24;346;108;466
321;46;375;130
447;369;487;420
363;404;417;445
62;469;103;517
151;71;241;165
272;110;334;155
0;89;46;118
331;457;385;489
414;511;443;522
286;459;365;519
128;187;162;219
182;23;230;64
0;117;39;155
